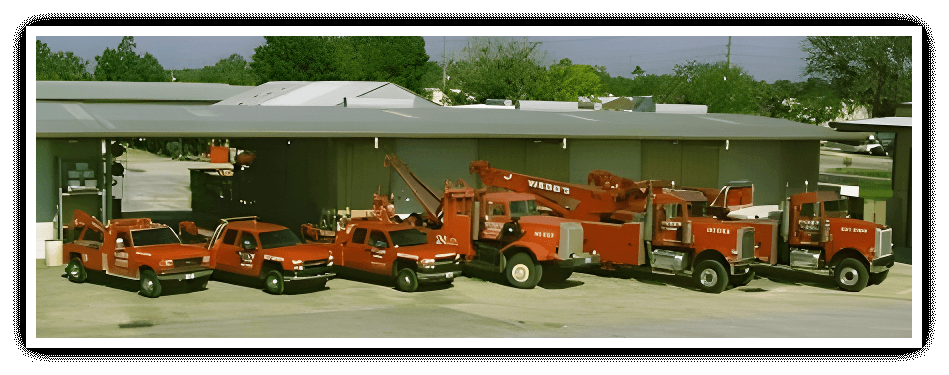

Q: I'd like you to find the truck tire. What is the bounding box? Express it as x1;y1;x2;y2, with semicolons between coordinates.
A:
729;270;755;287
693;260;728;294
66;258;87;283
396;268;419;292
835;258;869;292
869;269;890;286
139;270;162;298
505;253;540;289
264;270;285;295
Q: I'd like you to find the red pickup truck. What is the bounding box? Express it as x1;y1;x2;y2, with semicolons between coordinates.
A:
305;216;464;292
62;210;213;298
182;217;335;294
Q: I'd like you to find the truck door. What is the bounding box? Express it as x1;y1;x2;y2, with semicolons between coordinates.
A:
340;227;372;271
113;231;132;273
365;230;392;274
214;228;243;274
656;203;686;245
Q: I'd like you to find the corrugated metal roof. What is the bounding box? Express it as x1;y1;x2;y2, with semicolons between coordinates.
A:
36;102;867;141
830;117;912;128
36;81;254;102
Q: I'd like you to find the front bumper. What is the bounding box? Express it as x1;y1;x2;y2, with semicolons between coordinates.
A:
870;254;895;273
729;263;753;276
557;253;601;269
417;263;464;283
156;268;214;281
284;265;336;281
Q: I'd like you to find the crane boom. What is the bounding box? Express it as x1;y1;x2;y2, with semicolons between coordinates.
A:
384;154;444;223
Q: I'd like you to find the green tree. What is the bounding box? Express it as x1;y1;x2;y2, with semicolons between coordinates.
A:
545;58;604;101
444;37;550;103
93;36;170;82
36;40;92;81
761;78;847;125
169;54;257;86
671;60;762;114
803;36;911;117
341;36;430;93
250;36;344;83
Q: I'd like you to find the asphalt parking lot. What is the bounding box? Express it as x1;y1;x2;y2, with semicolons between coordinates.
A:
33;259;913;339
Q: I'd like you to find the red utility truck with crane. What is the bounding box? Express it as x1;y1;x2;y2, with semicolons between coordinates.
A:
385;155;611;289
590;172;895;292
470;161;758;293
62;210;214;298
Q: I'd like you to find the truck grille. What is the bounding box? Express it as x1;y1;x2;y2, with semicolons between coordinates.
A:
876;228;893;257
739;228;755;260
173;257;203;268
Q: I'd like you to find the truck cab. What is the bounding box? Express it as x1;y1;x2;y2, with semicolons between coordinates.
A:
190;217;335;295
332;218;464;292
62;210;213;298
783;191;894;291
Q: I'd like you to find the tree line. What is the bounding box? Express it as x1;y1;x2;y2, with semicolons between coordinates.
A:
37;35;911;122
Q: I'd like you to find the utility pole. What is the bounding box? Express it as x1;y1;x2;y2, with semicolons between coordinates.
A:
442;36;447;89
726;36;732;68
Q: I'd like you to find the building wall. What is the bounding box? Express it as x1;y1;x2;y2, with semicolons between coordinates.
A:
390;138;479;214
35;138;107;240
568;139;642;185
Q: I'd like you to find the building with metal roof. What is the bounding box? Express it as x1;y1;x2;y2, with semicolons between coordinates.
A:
35;80;871;240
37;81;255;104
213;81;439;108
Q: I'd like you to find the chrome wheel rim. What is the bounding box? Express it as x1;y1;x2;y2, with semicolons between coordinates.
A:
839;267;859;286
699;268;719;288
68;264;79;278
142;279;154;293
511;264;529;283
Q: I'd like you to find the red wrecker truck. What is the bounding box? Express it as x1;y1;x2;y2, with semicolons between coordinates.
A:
384;155;624;289
180;217;335;294
470;161;758;293
62;210;214;298
300;194;464;292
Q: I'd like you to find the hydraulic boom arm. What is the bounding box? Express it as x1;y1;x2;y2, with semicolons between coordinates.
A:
384;154;444;223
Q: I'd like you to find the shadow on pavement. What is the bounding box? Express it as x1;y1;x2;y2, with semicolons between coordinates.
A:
60;269;208;297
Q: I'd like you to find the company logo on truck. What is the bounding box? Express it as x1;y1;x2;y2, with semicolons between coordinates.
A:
528;179;570;195
840;227;869;233
534;231;555;238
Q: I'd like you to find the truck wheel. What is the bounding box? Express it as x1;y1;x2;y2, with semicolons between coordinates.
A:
505;253;539;289
139;270;162;298
66;258;87;283
396;268;419;292
264;270;285;295
540;265;573;285
730;270;756;287
693;260;728;294
869;269;890;285
835;258;869;292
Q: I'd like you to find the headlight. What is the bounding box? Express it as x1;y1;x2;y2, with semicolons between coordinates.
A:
419;258;435;268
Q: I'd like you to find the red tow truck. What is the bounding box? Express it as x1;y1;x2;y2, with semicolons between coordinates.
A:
302;194;464;292
180;217;335;294
470;161;758;293
385;155;617;289
62;210;213;298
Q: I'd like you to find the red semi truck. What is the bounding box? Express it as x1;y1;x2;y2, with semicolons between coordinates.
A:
62;210;213;298
685;182;895;292
589;173;895;292
470;161;758;293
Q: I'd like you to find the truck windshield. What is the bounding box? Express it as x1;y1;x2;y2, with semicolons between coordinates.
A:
509;200;540;218
388;229;427;247
823;199;850;218
131;227;181;247
258;229;303;249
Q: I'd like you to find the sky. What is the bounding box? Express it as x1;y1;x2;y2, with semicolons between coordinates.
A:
36;34;811;84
